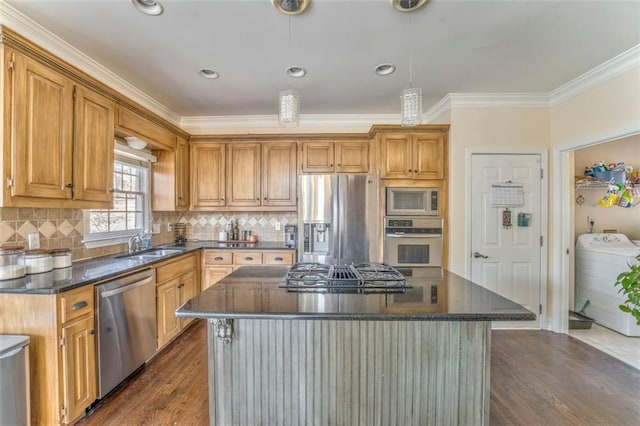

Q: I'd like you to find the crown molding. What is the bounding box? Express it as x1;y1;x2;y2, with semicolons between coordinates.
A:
549;44;640;107
0;1;181;126
181;114;399;135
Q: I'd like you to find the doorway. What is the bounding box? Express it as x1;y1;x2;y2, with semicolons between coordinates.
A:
469;152;546;329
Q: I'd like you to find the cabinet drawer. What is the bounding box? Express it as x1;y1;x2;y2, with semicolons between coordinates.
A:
204;251;233;265
59;285;94;324
233;252;263;265
263;251;294;265
156;254;198;283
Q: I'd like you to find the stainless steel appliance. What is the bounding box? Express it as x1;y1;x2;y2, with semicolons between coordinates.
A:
299;174;379;264
384;216;443;267
284;262;406;293
96;269;157;398
284;225;297;248
386;187;439;216
0;335;30;425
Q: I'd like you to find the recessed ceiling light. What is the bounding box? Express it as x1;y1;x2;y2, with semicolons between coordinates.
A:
272;0;310;15
199;69;220;79
286;66;307;78
130;0;164;16
390;0;428;12
375;64;396;76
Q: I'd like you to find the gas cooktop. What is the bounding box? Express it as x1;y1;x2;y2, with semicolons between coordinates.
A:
283;262;408;294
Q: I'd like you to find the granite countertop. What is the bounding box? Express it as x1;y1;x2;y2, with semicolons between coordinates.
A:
0;241;294;295
176;266;536;322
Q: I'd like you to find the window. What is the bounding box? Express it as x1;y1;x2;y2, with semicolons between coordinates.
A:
83;157;151;248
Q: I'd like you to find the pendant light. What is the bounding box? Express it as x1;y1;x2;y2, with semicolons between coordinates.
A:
400;9;422;126
278;14;302;127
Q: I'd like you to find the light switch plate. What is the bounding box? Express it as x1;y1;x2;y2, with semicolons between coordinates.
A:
28;233;40;249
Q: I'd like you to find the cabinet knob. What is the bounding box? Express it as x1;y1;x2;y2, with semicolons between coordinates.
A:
330;164;333;167
408;169;412;172
256;198;260;201
337;164;341;167
264;197;267;200
65;183;73;189
221;197;225;201
89;330;95;335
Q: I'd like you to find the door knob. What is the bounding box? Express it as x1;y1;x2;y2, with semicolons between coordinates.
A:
473;252;488;259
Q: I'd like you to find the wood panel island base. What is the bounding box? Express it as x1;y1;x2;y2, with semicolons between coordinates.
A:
177;266;535;426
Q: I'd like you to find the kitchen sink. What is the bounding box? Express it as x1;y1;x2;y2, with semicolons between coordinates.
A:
115;248;186;260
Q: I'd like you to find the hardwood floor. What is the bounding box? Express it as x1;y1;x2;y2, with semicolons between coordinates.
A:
78;321;640;425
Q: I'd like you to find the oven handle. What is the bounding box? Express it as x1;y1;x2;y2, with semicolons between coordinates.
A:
385;234;442;238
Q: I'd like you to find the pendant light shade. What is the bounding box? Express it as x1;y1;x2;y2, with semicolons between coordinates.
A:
278;89;300;128
401;87;422;127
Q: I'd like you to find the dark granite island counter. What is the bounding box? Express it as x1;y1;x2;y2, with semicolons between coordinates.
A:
177;266;535;426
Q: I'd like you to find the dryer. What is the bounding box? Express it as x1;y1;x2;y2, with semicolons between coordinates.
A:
575;233;640;336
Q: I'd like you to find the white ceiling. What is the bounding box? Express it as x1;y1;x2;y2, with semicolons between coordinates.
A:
4;0;640;118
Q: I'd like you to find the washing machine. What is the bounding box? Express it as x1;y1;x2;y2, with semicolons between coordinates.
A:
575;233;640;336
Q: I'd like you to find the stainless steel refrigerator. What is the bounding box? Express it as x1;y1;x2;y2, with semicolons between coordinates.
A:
298;174;380;264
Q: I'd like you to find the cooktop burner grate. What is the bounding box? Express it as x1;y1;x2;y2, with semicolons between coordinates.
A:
283;262;407;293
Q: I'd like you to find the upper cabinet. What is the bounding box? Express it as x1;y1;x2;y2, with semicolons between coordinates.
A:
191;139;297;211
3;49;114;207
378;128;448;180
152;136;190;211
300;140;368;173
115;106;176;150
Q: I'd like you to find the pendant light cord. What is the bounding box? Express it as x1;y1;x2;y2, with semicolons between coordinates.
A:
288;15;292;90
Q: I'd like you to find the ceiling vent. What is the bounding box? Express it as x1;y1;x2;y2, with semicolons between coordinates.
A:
271;0;310;16
390;0;428;12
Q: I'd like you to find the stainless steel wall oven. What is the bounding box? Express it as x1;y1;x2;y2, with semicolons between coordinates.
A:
383;217;443;267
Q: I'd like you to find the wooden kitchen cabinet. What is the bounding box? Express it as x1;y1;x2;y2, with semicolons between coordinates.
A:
263;141;297;207
300;139;368;173
380;132;445;179
204;266;235;290
116;106;176;150
227;142;262;207
226;282;263;311
3;49;114;207
155;253;200;348
152;136;190;211
190;142;226;209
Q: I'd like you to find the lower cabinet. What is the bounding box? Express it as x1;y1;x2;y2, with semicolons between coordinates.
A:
202;249;295;289
155;253;199;348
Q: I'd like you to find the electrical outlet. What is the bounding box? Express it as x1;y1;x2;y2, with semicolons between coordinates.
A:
28;233;40;250
167;223;173;232
275;222;281;231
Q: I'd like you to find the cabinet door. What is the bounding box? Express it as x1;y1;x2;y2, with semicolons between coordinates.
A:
10;51;74;199
175;137;190;208
301;141;335;173
191;143;226;208
380;134;413;179
204;266;234;290
156;278;181;347
179;273;196;328
226;282;262;312
336;140;369;173
263;141;297;207
414;134;445;179
60;316;97;423
227;143;261;207
73;85;114;203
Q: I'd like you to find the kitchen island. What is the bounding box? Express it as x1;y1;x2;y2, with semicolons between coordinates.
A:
177;266;535;426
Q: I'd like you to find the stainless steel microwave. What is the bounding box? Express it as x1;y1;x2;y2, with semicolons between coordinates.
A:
386;187;439;216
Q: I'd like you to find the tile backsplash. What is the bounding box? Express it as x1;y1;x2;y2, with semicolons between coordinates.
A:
0;207;297;262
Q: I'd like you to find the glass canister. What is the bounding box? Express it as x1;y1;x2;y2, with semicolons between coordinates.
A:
0;246;26;280
24;249;53;274
49;248;72;269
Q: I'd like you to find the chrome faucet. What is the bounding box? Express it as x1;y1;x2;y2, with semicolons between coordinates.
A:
128;234;143;254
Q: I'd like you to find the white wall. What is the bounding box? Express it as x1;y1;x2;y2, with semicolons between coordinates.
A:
573;135;640;240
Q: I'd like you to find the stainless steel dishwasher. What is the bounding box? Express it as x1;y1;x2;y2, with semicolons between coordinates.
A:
96;268;156;398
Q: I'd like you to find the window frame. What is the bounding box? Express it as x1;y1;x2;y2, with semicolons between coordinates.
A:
83;156;152;248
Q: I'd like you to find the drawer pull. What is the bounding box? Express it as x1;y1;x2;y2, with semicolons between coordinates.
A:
244;256;254;261
214;256;223;261
71;301;88;311
275;257;284;261
89;329;95;335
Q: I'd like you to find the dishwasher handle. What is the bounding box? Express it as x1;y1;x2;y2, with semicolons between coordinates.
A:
99;276;154;298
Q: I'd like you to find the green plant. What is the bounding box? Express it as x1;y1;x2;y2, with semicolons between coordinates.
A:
614;253;640;325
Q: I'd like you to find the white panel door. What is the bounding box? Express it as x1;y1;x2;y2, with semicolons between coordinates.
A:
470;154;542;328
